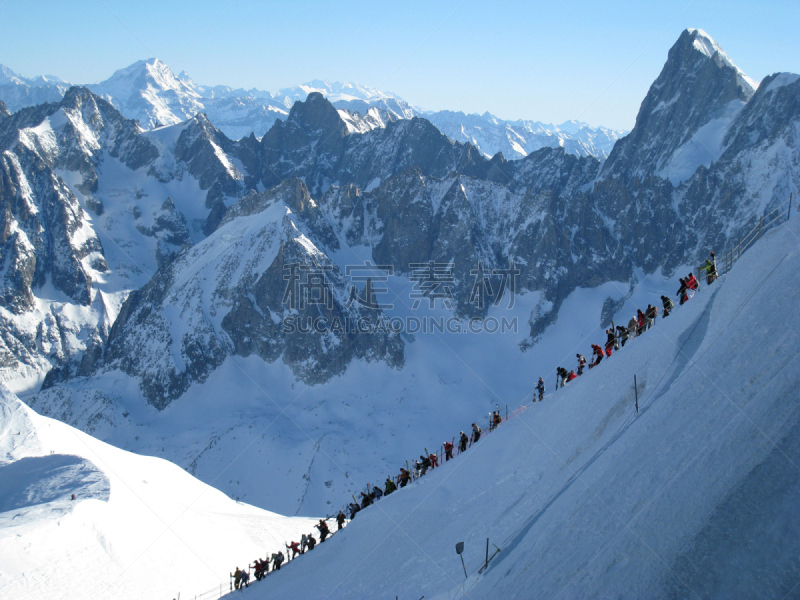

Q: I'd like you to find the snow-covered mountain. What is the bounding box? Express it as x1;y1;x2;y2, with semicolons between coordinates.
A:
0;61;623;158
277;79;415;119
604;28;757;183
0;85;258;392
225;212;800;599
88;58;204;130
0;64;71;113
7;27;796;524
0;384;317;600
423;110;624;159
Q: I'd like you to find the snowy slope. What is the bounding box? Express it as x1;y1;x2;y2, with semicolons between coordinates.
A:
0;385;318;600
226;202;800;599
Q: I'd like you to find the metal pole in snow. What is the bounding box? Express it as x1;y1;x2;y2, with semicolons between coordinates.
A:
486;538;489;570
634;375;639;415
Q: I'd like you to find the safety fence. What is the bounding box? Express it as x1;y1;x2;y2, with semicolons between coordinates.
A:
175;582;226;600
723;196;794;274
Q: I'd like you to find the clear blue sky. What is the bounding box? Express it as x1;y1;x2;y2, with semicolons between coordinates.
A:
2;0;798;130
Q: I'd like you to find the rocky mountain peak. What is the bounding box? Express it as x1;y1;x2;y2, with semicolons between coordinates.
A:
0;99;9;117
60;85;106;113
603;28;756;181
674;29;756;94
287;91;347;134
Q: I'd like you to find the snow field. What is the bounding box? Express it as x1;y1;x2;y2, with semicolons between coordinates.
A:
227;214;800;599
0;387;319;600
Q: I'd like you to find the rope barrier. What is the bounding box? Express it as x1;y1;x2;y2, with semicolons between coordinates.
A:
723;198;792;274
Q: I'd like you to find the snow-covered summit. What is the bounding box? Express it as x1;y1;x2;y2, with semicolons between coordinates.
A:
280;79;404;104
603;27;758;182
686;28;759;90
0;60;622;157
0;64;71;112
89;58;203;129
0;64;71;88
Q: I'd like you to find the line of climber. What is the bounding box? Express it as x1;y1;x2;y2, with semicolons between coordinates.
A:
230;512;347;590
344;253;721;525
548;251;718;391
229;251;721;590
344;406;512;524
227;409;508;590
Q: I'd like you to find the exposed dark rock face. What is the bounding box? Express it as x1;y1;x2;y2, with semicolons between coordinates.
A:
254;92;486;198
102;180;403;408
0;148;100;312
603;29;755;182
134;197;191;268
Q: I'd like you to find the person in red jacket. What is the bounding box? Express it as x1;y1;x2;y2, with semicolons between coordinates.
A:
686;273;699;291
678;278;689;305
590;344;604;368
636;309;646;336
444;441;454;461
288;540;301;559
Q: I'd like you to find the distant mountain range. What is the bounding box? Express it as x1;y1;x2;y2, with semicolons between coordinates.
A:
0;61;625;159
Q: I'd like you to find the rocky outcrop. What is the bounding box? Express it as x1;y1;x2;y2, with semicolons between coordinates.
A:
101;180;403;408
